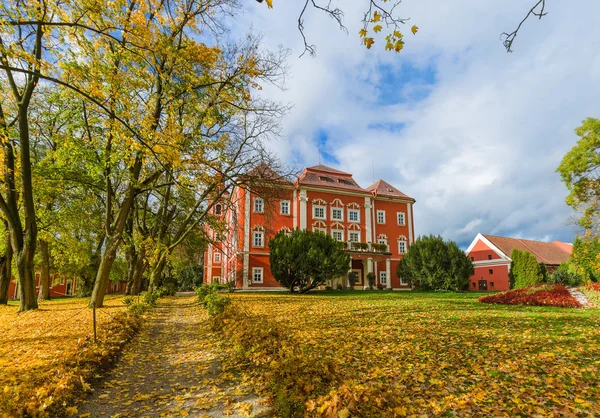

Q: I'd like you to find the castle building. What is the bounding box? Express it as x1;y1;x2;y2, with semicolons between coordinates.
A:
204;164;416;290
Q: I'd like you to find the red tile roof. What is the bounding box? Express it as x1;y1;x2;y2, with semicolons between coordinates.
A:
366;179;415;201
306;164;351;176
297;165;367;193
245;163;292;184
483;234;572;265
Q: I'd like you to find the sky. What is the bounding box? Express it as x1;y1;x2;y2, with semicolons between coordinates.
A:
231;0;600;248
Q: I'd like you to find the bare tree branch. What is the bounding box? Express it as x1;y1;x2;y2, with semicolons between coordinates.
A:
501;0;547;52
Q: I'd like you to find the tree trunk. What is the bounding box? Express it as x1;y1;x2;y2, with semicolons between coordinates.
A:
149;254;167;292
132;256;145;295
38;239;50;300
125;243;136;295
89;235;120;308
0;222;12;304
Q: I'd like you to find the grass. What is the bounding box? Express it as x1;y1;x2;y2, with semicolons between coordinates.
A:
0;295;137;417
224;290;600;416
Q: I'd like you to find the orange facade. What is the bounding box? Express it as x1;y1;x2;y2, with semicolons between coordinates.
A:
204;165;416;290
466;236;512;291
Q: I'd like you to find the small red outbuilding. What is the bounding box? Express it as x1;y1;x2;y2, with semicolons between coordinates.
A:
465;233;572;291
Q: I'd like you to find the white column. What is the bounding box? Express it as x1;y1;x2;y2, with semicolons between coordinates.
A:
407;203;414;244
293;189;298;229
207;241;213;284
242;188;251;289
386;258;391;289
364;197;372;243
300;189;307;230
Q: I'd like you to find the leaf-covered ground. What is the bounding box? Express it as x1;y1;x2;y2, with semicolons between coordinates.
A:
76;295;267;418
225;291;600;417
0;295;136;416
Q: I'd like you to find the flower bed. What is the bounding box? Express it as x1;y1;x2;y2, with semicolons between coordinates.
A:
581;282;600;307
478;283;581;308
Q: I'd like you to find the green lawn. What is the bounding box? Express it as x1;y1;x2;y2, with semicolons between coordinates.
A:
227;290;600;416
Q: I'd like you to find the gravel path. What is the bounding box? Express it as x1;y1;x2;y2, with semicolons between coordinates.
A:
569;287;593;308
76;296;267;418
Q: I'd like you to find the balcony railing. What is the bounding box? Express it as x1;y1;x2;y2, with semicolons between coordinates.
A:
346;241;390;253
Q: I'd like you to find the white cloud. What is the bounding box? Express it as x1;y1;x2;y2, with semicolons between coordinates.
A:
232;0;600;246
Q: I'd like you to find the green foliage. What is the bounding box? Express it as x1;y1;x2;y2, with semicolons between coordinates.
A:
176;264;203;291
396;235;473;291
348;272;358;288
196;283;230;316
143;290;160;307
571;237;600;282
511;250;545;289
550;263;584;287
539;263;549;282
268;229;351;294
557;118;600;234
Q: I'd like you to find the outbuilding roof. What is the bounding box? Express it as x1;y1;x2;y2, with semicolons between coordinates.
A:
482;234;572;266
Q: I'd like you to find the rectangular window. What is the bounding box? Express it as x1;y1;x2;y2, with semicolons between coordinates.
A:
377;210;385;224
472;282;476;288
254;198;264;213
252;267;263;283
398;240;407;255
313;227;327;234
213;252;221;263
313;205;326;220
471;257;474;261
379;271;387;285
253;231;264;247
331;230;343;241
488;255;493;260
59;276;65;285
280;200;290;215
213;276;221;284
490;282;495;288
489;269;493;275
397;212;406;226
400;275;408;285
331;207;343;221
348;209;360;223
348;231;360;242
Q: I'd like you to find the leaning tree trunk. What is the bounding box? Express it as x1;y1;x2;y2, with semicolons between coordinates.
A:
89;235;121;308
37;239;50;300
0;222;12;304
148;254;167;292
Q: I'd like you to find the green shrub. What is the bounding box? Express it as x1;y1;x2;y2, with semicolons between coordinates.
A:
366;272;375;289
122;296;134;306
196;282;231;316
143;290;160;306
549;263;583;287
511;250;545;289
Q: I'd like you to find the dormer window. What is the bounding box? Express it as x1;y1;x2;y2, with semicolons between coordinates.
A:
319;176;329;182
387;187;394;192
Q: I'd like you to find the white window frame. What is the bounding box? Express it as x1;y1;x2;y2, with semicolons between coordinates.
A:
379;271;387;285
213;276;221;284
398;239;407;255
377;210;386;224
253;231;264;247
254;197;264;213
280;200;290;215
213;252;221;263
331;207;343;221
313;227;327;234
331;229;344;241
252;267;264;284
348;209;360;223
400;275;409;285
313;205;326;220
348;231;360;242
397;212;406;226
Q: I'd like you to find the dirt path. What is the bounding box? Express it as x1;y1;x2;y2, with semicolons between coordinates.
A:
76;296;267;418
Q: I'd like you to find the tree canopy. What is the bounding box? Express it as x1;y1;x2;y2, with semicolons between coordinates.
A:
396;235;473;291
269;229;350;293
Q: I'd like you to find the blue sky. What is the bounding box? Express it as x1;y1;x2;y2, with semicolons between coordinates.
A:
233;0;600;248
